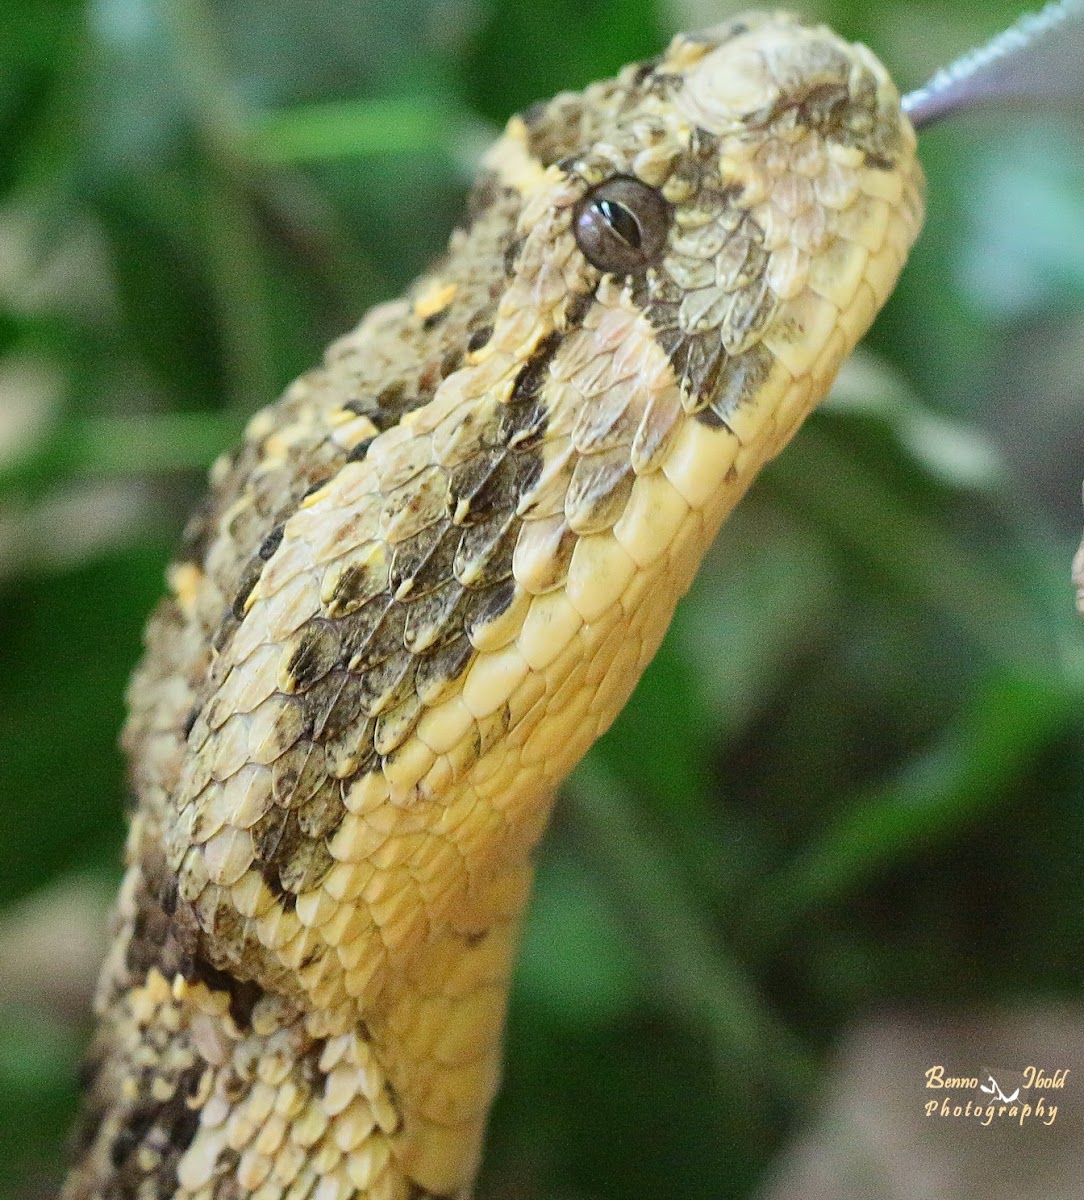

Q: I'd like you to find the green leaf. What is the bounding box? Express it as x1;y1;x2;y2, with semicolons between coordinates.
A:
826;350;1001;489
568;760;815;1098
0;411;240;495
516;853;641;1026
767;415;1057;672
249;98;463;163
739;673;1075;952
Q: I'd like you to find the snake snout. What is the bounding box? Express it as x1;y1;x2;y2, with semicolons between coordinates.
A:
674;13;906;156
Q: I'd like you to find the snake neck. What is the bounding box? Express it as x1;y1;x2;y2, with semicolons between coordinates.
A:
65;818;540;1200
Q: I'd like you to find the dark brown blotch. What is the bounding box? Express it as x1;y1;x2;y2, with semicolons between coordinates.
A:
464;580;517;642
347;436;375;463
182;951;263;1030
253;805;337;899
864;150;895;171
467;324;493;353
509;331;562;402
705;342;773;425
391;523;458;599
563;288;597;331
124;862;184;985
448;451;503;524
354;653;415;719
271;742;328;807
695;405;729;430
281;621;341;694
454;514;518;588
176;495;217;567
498;398;548;451
251;805;292;866
503;236;525;278
657;328;728;400
343;383;418;435
440;346;463;379
403;580;466;653
198;890;248;950
415;633;474;702
108;1104;156;1169
325;556;389;620
343;600;407;673
465;449;544;525
794;81;850;135
102;1049;205;1199
278;835;335;894
565;451;634;534
629;58;658;87
460;170;507;232
298;1037;328;1089
306;673;364;742
522;93;591;169
69;1051;107;1159
376;381;408;411
211;611;240;655
230;556;264;621
324;730;378;784
257;525;284;561
294;777;345;841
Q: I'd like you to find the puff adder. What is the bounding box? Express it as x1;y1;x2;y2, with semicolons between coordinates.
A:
64;13;924;1200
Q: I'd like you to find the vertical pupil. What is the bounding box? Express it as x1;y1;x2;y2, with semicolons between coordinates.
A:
598;199;642;249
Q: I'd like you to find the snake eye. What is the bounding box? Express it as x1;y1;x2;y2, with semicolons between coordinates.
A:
573;175;672;274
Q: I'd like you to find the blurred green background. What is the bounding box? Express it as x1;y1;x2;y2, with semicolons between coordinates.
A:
1;0;1083;1197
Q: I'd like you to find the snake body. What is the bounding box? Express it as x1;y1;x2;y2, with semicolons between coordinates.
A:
64;14;924;1200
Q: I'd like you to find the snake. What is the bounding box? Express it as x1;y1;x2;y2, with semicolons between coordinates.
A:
62;12;924;1200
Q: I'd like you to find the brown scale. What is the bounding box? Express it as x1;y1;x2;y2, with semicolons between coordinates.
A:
228;334;566;910
159;362;589;1036
66;864;216;1199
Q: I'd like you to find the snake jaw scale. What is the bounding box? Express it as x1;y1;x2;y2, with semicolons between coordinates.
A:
65;11;924;1200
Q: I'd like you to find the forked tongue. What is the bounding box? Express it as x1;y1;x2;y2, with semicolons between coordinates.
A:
902;0;1084;130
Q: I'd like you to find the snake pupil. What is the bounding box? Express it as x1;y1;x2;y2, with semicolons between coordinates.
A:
573;175;671;274
598;198;642;249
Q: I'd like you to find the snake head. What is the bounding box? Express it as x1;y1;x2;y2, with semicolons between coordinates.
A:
492;11;925;442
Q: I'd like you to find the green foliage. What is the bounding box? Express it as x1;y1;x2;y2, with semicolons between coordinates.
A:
0;1;1082;1197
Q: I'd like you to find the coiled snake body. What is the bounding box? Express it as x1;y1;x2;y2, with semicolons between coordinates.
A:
64;13;924;1200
